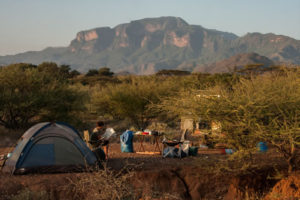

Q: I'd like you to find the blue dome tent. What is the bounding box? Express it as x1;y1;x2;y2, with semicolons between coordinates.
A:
3;122;98;174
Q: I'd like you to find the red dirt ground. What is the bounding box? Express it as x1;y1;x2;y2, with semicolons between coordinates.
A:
0;142;228;199
264;173;300;200
0;141;299;200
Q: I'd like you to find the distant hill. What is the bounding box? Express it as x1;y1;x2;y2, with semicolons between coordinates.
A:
0;16;299;74
193;52;275;73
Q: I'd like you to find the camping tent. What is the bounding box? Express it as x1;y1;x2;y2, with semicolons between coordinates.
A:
3;122;98;174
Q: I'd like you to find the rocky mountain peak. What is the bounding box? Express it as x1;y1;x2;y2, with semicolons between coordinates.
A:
1;17;299;74
69;17;195;53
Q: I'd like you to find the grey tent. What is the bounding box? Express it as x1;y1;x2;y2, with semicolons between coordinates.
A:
3;122;98;174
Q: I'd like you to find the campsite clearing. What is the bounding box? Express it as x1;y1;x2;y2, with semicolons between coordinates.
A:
1;141;297;200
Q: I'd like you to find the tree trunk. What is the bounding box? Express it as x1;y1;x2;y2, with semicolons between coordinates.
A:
287;150;298;174
287;157;296;174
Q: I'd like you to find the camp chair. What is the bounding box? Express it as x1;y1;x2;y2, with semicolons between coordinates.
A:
162;129;189;158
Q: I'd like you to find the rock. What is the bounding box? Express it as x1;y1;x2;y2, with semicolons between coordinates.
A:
264;173;300;200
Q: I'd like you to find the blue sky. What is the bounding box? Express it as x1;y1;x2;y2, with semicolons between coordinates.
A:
0;0;299;55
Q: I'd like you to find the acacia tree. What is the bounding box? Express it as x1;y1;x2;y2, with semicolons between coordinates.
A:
98;67;114;77
91;76;179;130
159;68;300;173
0;63;87;129
86;69;99;77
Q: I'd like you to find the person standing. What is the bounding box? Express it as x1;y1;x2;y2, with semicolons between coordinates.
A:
90;121;109;160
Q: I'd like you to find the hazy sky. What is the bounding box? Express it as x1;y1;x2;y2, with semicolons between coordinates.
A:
0;0;299;56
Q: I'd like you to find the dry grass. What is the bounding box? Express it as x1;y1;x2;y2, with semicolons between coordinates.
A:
63;165;136;200
9;189;49;200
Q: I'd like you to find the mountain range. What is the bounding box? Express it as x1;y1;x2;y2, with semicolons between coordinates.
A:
1;16;299;74
193;52;275;73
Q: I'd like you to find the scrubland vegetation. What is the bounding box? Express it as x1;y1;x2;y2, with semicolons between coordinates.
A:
0;63;299;172
0;62;299;199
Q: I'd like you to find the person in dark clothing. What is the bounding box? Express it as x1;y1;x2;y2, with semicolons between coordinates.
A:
90;121;109;160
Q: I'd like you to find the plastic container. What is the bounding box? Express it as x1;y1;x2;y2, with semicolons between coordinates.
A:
257;142;268;152
121;143;133;153
188;146;198;156
225;149;234;154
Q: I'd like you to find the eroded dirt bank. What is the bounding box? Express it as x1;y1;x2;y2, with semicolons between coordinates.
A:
1;166;293;200
132;166;282;200
264;173;300;200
